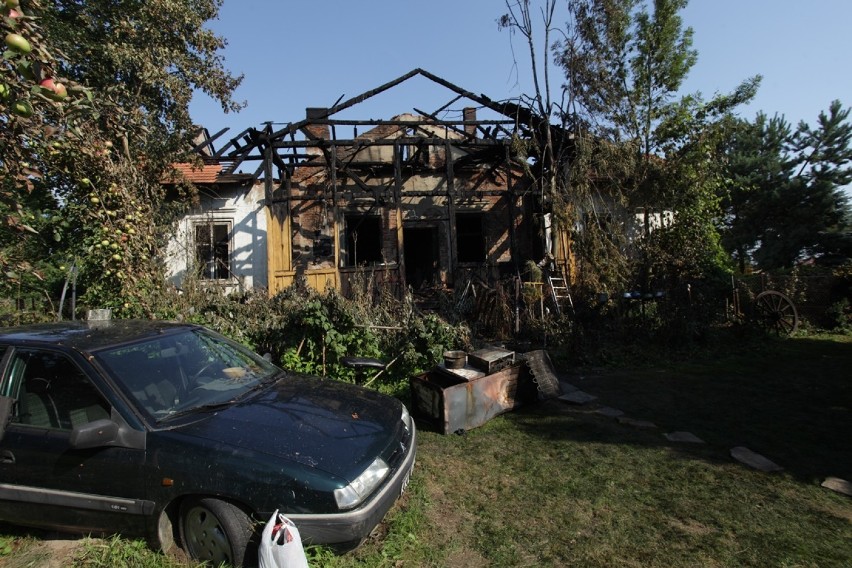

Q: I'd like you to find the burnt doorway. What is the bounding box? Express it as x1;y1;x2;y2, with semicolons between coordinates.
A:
403;227;438;290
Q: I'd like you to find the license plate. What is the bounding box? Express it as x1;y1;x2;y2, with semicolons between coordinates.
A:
400;462;413;496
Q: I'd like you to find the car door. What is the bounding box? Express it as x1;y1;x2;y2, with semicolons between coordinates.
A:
0;347;152;536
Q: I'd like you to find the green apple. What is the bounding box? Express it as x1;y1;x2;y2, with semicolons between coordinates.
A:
5;33;31;54
12;99;32;118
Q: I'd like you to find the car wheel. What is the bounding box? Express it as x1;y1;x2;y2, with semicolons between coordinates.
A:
179;497;254;567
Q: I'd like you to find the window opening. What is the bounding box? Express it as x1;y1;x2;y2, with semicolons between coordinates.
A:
344;215;382;266
455;213;486;263
195;222;230;279
9;350;108;430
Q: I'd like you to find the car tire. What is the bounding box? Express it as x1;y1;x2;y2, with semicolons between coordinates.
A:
179;497;254;567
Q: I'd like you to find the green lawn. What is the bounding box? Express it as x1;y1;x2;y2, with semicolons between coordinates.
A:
315;333;852;567
2;334;850;567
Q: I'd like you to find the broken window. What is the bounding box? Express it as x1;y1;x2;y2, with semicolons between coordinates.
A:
455;212;486;263
344;215;382;266
195;222;231;279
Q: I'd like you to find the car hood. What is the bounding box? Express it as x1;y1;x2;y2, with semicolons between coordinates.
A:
169;374;402;481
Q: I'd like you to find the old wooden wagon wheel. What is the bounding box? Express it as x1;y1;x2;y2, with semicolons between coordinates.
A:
754;290;799;336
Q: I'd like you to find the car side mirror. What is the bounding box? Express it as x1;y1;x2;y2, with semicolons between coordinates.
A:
70;418;119;450
263;353;272;362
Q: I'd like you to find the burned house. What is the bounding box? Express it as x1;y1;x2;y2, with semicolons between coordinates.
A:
170;69;571;298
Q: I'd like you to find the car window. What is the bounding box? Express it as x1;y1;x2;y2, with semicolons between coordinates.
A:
6;350;110;430
96;329;280;421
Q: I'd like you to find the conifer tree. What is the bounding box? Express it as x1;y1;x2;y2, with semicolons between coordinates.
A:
722;102;852;269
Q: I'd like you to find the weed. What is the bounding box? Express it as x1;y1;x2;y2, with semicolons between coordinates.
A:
0;536;12;556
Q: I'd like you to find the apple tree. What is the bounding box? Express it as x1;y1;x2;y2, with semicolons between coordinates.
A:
2;0;242;320
1;0;100;319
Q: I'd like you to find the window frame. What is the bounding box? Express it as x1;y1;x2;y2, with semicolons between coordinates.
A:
3;347;110;431
192;219;233;281
343;214;383;267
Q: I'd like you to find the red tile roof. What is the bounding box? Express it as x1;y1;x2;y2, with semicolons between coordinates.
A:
162;162;255;185
165;162;225;184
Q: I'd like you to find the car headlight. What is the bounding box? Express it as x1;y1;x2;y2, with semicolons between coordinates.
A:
400;403;411;433
334;457;390;510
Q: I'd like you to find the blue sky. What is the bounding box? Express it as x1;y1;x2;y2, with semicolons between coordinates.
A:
189;1;852;139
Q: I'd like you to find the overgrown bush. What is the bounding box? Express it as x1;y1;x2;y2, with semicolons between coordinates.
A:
126;279;471;397
278;293;383;380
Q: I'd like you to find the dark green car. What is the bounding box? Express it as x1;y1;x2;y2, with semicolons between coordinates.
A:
0;320;416;566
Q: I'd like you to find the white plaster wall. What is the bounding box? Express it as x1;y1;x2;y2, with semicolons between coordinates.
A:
165;183;268;293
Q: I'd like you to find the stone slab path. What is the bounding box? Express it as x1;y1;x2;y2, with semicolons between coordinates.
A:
664;431;705;444
558;390;598;405
730;446;784;472
821;477;852;496
557;376;851;497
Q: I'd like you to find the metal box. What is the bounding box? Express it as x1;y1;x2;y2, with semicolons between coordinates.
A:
468;346;514;374
410;361;538;434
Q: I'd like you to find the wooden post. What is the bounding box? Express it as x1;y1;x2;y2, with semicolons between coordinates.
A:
394;141;407;293
445;140;456;287
331;139;340;276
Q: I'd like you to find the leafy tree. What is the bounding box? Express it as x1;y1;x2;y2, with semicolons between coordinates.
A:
39;0;243;151
1;0;96;317
1;0;242;319
555;0;757;293
722;102;852;269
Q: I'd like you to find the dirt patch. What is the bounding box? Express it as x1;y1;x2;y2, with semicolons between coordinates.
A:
38;538;85;568
0;534;91;568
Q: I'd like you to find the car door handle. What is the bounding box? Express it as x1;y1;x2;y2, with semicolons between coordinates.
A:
0;450;14;464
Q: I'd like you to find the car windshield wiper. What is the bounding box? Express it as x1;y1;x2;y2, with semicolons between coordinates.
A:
157;372;283;424
158;400;236;423
232;371;283;402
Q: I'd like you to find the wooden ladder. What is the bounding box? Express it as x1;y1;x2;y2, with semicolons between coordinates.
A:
547;269;573;316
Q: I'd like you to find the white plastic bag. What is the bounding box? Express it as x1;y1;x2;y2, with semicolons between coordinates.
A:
258;509;309;568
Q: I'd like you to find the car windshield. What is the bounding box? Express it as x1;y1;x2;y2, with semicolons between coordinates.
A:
95;328;280;422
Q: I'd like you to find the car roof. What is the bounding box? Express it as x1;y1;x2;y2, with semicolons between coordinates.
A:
0;319;201;353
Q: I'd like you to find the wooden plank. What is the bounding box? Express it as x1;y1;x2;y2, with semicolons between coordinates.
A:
265;203;292;296
271;137;511;148
311;118;517;127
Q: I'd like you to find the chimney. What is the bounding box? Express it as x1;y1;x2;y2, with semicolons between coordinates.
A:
192;125;213;157
463;107;477;137
304;107;330;140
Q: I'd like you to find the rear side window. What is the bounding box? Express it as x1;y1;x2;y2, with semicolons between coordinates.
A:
7;350;109;430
